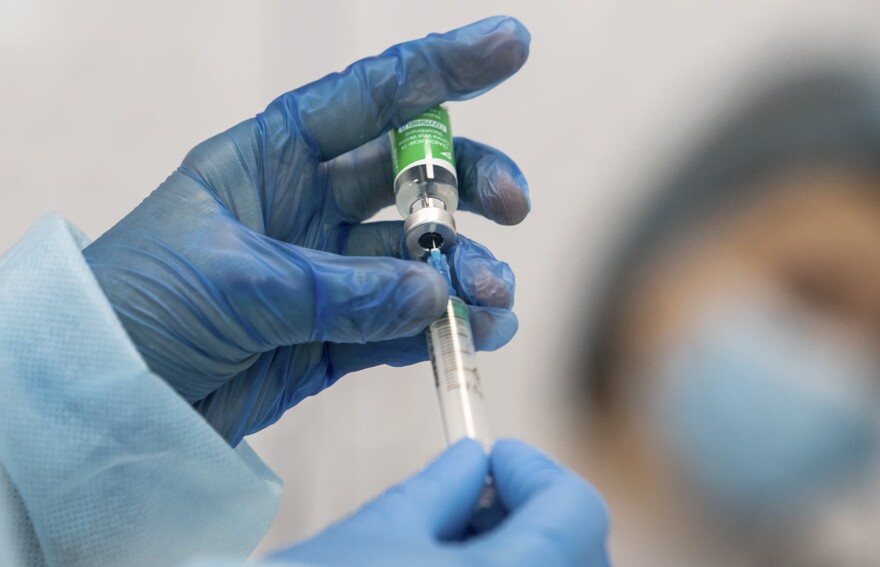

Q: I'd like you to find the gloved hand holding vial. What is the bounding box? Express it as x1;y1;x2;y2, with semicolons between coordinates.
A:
0;15;614;567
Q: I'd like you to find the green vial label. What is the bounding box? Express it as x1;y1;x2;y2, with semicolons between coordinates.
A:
390;106;456;180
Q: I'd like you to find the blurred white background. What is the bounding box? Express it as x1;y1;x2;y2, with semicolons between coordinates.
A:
3;0;880;561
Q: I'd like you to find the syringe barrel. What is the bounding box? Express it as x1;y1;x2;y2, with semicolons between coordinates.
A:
426;296;492;448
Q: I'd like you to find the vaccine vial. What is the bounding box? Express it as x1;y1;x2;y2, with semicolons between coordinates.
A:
390;106;459;259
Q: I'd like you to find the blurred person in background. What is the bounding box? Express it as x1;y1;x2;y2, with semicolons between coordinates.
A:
579;66;880;566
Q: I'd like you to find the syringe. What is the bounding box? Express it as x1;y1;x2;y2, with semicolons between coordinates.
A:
389;107;493;448
390;109;497;512
425;248;492;449
426;249;497;511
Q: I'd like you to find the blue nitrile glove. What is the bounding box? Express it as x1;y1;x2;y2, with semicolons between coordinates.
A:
270;439;610;567
82;16;531;446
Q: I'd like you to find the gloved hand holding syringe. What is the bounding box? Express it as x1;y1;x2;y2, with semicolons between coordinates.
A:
390;106;496;504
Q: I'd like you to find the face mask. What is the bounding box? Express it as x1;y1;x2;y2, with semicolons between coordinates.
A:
646;285;880;522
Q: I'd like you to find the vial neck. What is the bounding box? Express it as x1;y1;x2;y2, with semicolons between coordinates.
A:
409;197;448;214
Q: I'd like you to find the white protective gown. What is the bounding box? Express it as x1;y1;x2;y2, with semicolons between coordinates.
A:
0;215;295;567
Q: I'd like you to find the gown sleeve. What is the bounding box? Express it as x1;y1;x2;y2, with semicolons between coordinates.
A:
0;214;282;567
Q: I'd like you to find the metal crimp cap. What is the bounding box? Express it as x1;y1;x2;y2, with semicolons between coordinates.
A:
403;206;457;260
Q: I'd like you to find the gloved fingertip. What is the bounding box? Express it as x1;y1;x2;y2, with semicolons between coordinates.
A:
453;240;515;309
500;171;532;226
454;138;530;226
491;438;609;518
447;437;488;460
418;437;488;484
437;16;531;102
491;438;537;462
470;308;518;351
504;15;533;47
481;162;531;227
313;252;451;343
491;439;567;486
421;437;488;486
479;15;531;70
489;439;567;508
395;261;450;328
